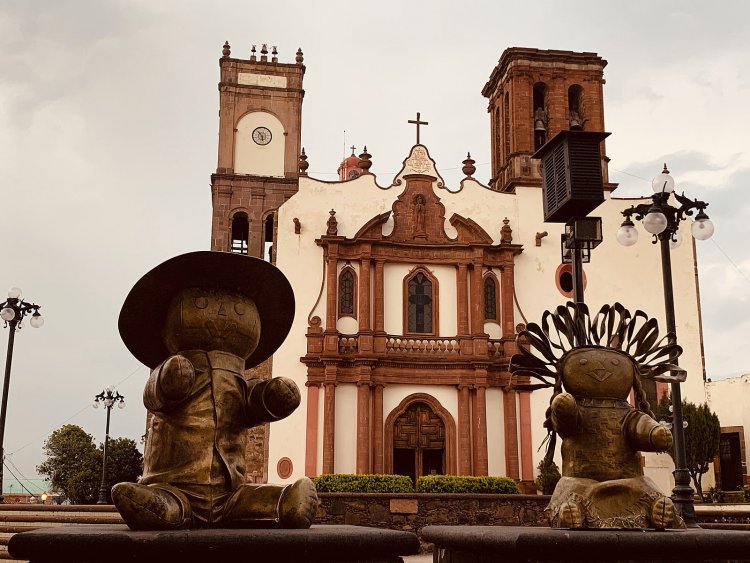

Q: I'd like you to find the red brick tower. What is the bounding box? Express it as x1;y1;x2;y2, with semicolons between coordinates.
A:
482;48;613;192
210;42;305;260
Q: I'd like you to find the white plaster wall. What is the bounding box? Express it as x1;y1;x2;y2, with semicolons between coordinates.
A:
486;388;506;476
484;322;502;340
707;374;750;487
334;384;357;474
268;165;709;487
234;111;285;176
383;385;458;424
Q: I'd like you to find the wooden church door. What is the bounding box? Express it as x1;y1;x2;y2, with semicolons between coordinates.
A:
392;402;445;483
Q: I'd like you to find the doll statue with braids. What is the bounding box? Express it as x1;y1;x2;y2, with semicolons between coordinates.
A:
511;302;685;529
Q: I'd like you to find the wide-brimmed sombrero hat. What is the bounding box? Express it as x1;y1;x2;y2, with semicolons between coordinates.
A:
119;251;295;369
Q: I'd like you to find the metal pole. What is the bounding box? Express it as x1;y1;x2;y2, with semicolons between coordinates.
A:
97;405;112;504
572;246;585;304
0;321;18;504
659;235;698;527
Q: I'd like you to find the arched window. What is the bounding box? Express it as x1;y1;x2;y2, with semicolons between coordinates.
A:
568;85;584;130
338;267;357;318
263;213;275;262
230;212;249;255
484;275;498;321
405;270;437;335
533;82;548;150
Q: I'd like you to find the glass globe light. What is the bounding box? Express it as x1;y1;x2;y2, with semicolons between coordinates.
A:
30;313;44;328
93;401;99;409
643;209;668;235
616;220;638;246
652;164;675;193
691;211;715;240
669;230;683;250
0;308;15;322
7;287;22;300
118;401;126;409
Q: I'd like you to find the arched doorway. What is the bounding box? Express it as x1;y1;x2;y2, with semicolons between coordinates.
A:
392;402;446;483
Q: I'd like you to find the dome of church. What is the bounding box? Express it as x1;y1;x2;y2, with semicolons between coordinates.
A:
337;152;365;180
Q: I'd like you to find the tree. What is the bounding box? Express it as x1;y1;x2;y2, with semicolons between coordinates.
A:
535;458;561;495
654;394;720;500
37;425;100;504
37;425;143;504
101;437;143;495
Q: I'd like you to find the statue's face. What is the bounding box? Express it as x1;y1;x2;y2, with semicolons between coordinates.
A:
560;348;636;399
164;288;260;359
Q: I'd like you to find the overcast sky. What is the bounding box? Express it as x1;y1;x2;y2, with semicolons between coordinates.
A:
0;1;748;492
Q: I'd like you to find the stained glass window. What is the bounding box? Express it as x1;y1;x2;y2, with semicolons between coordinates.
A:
339;270;354;316
484;276;497;320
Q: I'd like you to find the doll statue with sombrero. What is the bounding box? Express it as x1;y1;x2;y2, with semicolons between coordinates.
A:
113;251;318;530
511;302;686;530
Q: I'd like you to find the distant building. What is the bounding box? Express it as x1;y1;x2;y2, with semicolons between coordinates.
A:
207;43;707;492
706;374;750;491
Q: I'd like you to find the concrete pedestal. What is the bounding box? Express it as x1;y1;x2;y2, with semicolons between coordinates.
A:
8;524;420;563
421;525;750;562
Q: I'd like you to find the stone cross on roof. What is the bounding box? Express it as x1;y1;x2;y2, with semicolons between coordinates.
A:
408;112;428;144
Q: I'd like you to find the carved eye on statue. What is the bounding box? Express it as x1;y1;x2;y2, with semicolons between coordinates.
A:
579;358;588;365
611;358;620;366
348;170;360;180
252;127;272;145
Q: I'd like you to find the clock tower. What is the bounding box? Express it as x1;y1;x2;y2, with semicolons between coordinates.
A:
211;42;305;259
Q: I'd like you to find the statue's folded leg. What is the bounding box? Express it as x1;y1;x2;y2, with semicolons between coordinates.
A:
224;477;318;529
112;482;191;530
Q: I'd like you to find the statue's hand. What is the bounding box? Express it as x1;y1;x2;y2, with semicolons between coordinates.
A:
246;377;301;426
144;354;195;412
650;424;673;452
158;355;195;403
551;392;580;437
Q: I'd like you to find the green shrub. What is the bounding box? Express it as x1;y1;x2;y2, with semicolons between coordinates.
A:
314;474;413;493
416;475;519;494
535;459;561;495
740;485;750;502
706;486;726;504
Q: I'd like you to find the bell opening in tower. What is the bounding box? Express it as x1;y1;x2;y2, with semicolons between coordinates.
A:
533;82;548;151
264;213;274;263
230;213;249;255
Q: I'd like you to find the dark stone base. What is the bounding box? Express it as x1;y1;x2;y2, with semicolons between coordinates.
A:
421;525;750;562
8;524;420;563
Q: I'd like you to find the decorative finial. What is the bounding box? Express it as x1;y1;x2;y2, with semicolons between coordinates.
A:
358;146;372;173
662;163;669;174
500;217;513;244
271;46;278;63
296;48;304;64
327;209;338;236
462;152;476;177
222;41;231;58
299;148;309;176
250;45;257;62
260;43;268;62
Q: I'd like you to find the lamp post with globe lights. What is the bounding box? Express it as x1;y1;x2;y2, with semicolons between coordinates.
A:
93;387;125;504
0;288;43;503
617;164;714;527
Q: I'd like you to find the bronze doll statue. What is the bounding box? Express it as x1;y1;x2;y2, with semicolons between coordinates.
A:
511;303;685;529
115;251;317;530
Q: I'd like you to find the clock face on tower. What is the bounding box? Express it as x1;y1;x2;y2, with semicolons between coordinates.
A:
252;127;272;146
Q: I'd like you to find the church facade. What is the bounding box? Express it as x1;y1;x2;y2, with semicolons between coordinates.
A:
209;43;707;492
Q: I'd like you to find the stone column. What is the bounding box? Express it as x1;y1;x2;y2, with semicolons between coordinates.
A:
500;256;516;339
359;257;371;331
325;252;338;331
373;260;385;332
458;385;472;475
372;384;384;473
304;384;320;478
473;385;489;476
322;362;337;474
470;259;484;335
456;263;469;335
503;388;520;480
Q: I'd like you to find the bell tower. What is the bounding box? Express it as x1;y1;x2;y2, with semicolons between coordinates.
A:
210;42;305;260
482;48;613;193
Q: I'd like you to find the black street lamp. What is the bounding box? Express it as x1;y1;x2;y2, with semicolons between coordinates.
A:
617;164;714;528
93;387;125;504
0;288;43;503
